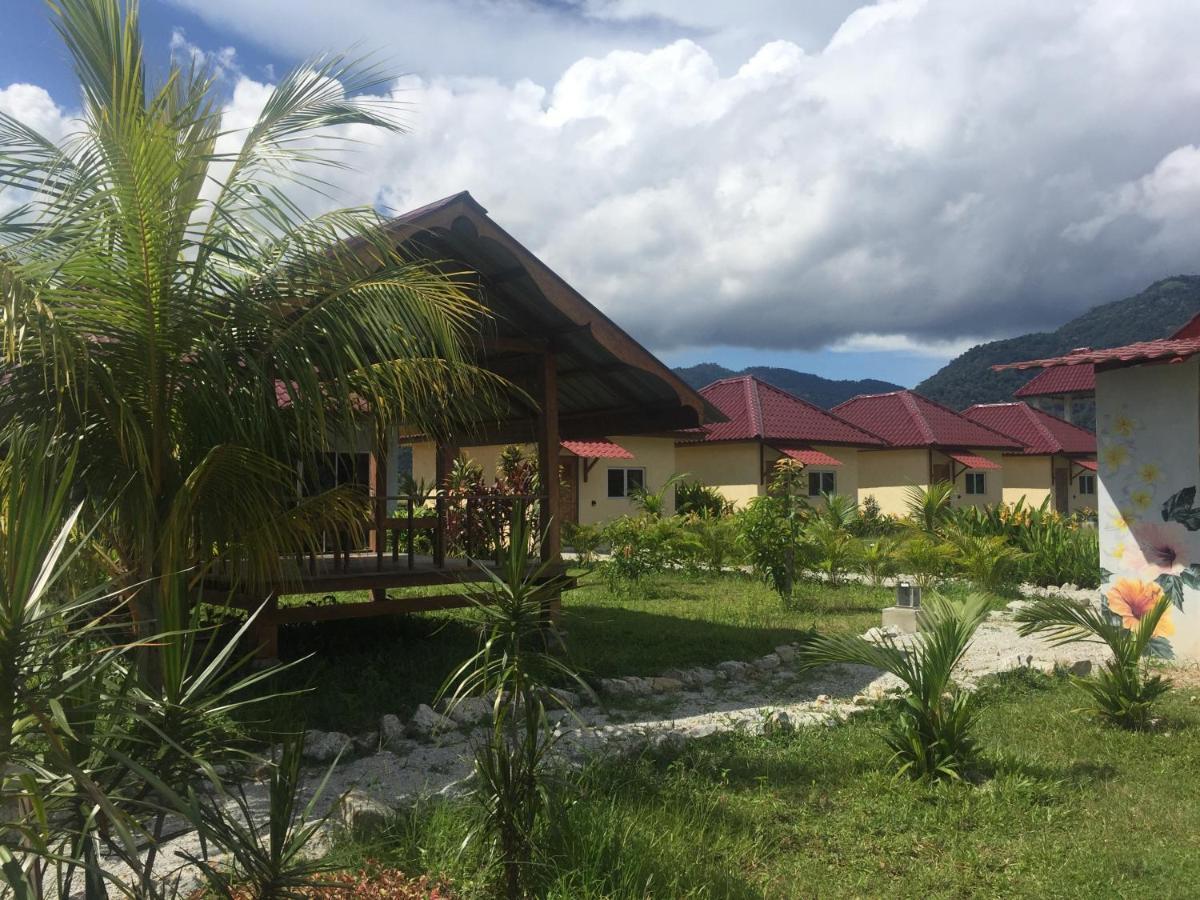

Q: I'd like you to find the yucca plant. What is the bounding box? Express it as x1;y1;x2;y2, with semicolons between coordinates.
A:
1014;594;1172;729
439;505;584;899
797;594;992;781
183;733;343;899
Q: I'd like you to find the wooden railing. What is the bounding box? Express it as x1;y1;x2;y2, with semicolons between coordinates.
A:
362;492;545;572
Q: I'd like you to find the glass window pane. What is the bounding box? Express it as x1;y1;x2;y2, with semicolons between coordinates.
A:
626;468;645;493
808;472;821;496
607;468;625;498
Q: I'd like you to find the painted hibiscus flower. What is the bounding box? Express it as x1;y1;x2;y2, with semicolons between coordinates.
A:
1126;520;1191;576
1106;578;1174;637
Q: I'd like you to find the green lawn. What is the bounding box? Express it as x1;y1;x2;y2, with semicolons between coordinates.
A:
251;572;900;734
325;672;1200;898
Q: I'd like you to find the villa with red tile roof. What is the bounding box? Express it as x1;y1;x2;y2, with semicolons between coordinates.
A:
830;390;1022;515
675;375;887;508
963;402;1097;514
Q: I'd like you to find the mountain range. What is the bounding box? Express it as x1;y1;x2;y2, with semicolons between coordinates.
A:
673;275;1200;413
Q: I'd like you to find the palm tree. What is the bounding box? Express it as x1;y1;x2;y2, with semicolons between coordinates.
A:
0;0;499;646
905;481;955;535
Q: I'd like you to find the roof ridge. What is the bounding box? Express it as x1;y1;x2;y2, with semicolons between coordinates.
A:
1018;403;1062;452
751;377;886;444
746;376;765;438
900;391;937;444
908;390;1020;447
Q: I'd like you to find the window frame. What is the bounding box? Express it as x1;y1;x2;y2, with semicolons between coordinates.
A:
1078;473;1096;495
964;472;987;495
807;470;837;497
607;466;646;499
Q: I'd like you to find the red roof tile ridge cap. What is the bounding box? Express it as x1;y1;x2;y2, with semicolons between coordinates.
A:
899;391;937;445
751;378;887;445
746;376;765;438
909;390;1022;448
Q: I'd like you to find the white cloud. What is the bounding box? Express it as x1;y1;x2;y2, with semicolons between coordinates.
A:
11;0;1200;357
169;29;240;81
830;333;982;360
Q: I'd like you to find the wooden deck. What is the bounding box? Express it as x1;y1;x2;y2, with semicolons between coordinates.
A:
206;550;573;659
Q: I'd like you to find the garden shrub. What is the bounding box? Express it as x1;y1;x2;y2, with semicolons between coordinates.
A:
600;514;699;589
675;480;732;519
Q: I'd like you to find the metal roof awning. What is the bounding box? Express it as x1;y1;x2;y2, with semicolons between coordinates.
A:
776;447;844;467
946;451;1001;471
1074;459;1098;472
560;440;633;460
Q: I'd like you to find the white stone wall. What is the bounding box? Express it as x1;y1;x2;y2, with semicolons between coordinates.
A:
1096;357;1200;659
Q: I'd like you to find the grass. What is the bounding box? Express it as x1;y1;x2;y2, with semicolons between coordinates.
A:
249;572;903;734
323;671;1200;898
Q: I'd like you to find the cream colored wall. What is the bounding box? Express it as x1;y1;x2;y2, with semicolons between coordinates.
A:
1055;458;1099;515
857;448;930;516
674;441;764;509
1002;454;1053;508
577;435;678;525
938;449;1004;509
1096;357;1200;660
401;435;677;525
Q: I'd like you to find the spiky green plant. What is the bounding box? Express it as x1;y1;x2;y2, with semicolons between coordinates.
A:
805;519;863;587
797;594;992;781
0;0;501;654
630;473;688;518
1014;594;1172;729
439;505;583;899
905;482;956;535
897;536;957;590
946;530;1030;594
858;536;901;587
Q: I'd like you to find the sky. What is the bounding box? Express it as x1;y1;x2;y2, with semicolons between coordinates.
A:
4;0;1200;388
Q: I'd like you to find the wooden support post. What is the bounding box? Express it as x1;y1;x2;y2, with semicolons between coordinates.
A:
369;432;388;599
253;593;280;662
434;441;455;568
537;351;561;562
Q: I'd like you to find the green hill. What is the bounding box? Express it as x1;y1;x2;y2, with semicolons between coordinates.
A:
674;364;903;408
915;276;1200;410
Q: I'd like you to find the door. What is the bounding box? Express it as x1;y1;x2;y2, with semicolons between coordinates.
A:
558;457;579;526
1054;466;1069;513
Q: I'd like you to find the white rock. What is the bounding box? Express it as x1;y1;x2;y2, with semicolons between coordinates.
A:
754;654;781;672
1067;659;1093;677
448;696;493;724
332;789;392;835
408;704;454;738
649;677;684;693
302;730;351;764
650;731;686;755
774;645;797;663
351;731;379;755
544;687;581;709
379;714;412;753
717;660;750;679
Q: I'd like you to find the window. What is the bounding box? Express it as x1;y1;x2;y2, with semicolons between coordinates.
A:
964;472;986;495
807;471;836;497
607;467;645;498
1079;474;1096;495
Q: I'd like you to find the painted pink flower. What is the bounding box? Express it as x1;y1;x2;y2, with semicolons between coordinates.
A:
1125;520;1191;576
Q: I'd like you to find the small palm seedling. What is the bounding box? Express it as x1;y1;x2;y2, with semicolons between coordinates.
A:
905;482;956;536
897;536;957;590
439;504;584;900
1014;591;1172;729
805;519;863;587
796;594;992;780
858;536;901;587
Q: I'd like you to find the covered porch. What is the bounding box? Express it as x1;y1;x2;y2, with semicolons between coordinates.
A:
217;192;719;656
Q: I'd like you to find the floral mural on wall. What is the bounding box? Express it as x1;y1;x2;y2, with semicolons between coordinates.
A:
1097;404;1200;656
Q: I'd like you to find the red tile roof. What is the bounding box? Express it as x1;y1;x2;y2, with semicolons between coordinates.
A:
776;448;844;467
560;440;633;459
963;403;1096;456
994;338;1200;372
831;390;1022;450
945;451;1001;471
1013;364;1095;398
1076;459;1098;471
693;376;885;446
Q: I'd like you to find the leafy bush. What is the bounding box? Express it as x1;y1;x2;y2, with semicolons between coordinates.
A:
600;515;698;589
797;594;992;780
905;482;956;535
681;514;744;575
675;480;732;519
854;495;903;537
1015;593;1172;729
736;493;813;604
563;522;604;568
